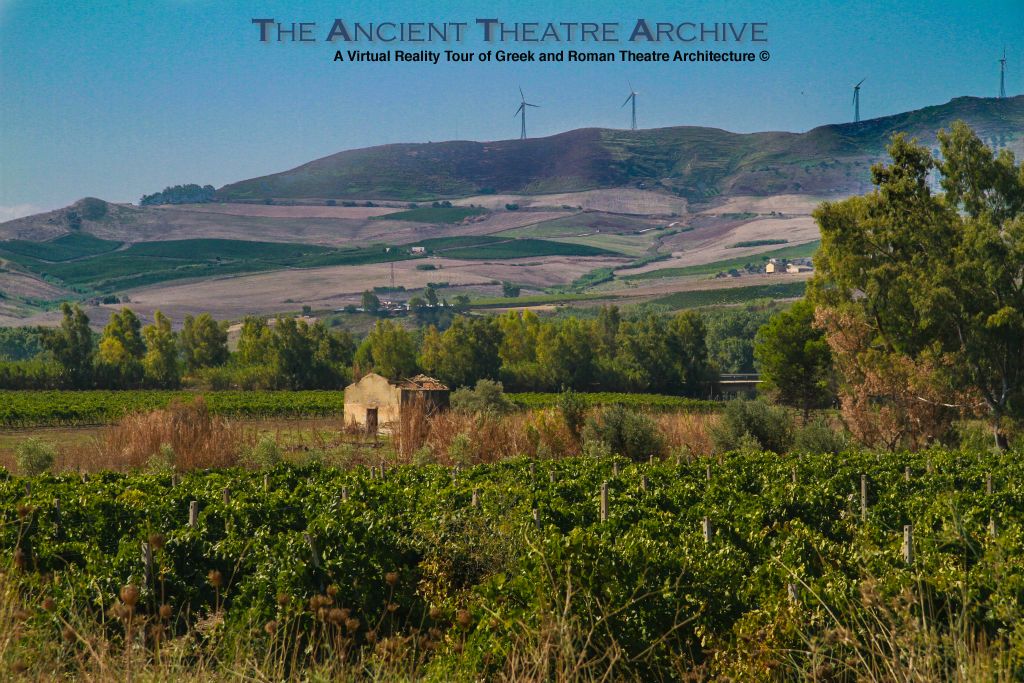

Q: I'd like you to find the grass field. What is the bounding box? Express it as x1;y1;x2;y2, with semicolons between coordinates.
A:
622;241;820;281
371;206;487;223
729;238;789;248
0;233;122;262
412;236;620;259
0;239;415;294
651;280;807;308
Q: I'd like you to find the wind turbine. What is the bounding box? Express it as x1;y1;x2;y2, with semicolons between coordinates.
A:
853;78;865;123
622;82;638;130
1000;47;1007;98
514;87;539;140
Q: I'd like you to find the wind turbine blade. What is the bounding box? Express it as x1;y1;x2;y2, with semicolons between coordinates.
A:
856;77;866;87
519;86;525;101
622;94;633;107
526;103;539;108
514;104;524;117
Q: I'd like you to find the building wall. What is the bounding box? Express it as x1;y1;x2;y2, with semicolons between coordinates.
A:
343;373;402;428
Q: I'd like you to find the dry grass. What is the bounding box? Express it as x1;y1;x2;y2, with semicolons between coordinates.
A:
655;412;717;458
82;398;245;472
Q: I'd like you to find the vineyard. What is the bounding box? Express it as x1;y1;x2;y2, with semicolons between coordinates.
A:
0;391;345;427
0;390;717;427
3;449;1022;679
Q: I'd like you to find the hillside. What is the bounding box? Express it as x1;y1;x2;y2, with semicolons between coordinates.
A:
218;96;1024;202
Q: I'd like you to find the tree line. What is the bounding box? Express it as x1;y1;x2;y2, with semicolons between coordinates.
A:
0;302;834;402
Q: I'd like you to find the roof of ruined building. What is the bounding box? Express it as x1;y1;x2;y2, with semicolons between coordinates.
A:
395;374;449;390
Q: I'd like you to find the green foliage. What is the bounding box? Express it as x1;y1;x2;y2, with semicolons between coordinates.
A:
14;437;56;475
371;206;487;223
354;320;418;380
704;302;777;373
180;313;229;371
0;390;345;427
501;281;521;298
241;437;282;469
450;379;515;415
582;404;665;461
712;398;794;454
419;317;501;388
0;326;47;361
622;242;820;282
411;236;618;259
139;183;215;205
145;444;177;474
557;387;587;438
78;197;109;220
729;239;788;248
361;290;381;315
41;303;94;388
0;233;120;262
651;281;807;309
754;299;835;413
95;307;145;388
792;417;848;455
142;311;180;388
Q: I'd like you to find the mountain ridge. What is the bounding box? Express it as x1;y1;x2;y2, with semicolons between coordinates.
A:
217;95;1024;202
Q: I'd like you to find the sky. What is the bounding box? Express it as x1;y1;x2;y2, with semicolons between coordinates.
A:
1;0;1021;217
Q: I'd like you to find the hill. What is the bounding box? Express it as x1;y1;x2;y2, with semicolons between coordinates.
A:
217;96;1024;202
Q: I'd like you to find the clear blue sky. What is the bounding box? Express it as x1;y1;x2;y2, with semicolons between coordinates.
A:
1;0;1020;217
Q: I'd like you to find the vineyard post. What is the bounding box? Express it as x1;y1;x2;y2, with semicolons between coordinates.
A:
54;498;60;533
532;508;540;530
791;467;797;485
987;473;993;495
549;471;556;484
304;533;321;569
702;516;711;542
263;474;269;492
904;466;911;482
787;583;799;603
903;525;913;564
989;517;997;538
641;475;649;492
222;487;230;505
706;465;712;482
648;454;654;466
600;482;608;522
926;460;933;474
188;500;199;527
172;473;180;487
529;462;536;479
471;489;479;508
612;461;619;477
860;475;868;521
141;541;153;585
341;486;349;502
24;482;30;495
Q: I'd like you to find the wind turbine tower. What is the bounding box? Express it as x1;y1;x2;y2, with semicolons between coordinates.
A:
514;87;539;139
853;78;865;123
622;83;638;130
1000;47;1007;98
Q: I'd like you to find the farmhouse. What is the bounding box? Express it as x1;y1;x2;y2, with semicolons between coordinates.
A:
343;373;449;432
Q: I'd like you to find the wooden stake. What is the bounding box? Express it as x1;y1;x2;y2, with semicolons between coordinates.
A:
341;486;349;502
141;541;153;585
471;489;479;508
787;583;799;603
903;525;913;565
263;473;269;491
54;499;60;531
188;500;199;527
532;508;540;530
222;487;230;505
986;473;993;495
904;466;911;482
304;533;321;569
860;475;868;521
529;462;536;479
989;517;997;538
791;467;797;485
641;475;649;492
600;482;608;522
702;516;711;542
549;471;556;484
706;465;712;482
612;461;619;477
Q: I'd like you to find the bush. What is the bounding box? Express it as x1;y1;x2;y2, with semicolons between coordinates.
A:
792;417;847;455
712;399;793;454
241;437;282;469
558;387;586;439
582;404;664;462
450;379;515;415
448;433;472;466
15;438;56;476
144;443;177;474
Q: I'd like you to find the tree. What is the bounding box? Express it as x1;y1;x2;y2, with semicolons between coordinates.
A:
754;300;834;416
268;317;316;389
95;308;145;387
236;316;271;366
811;124;1024;448
361;290;381;315
424;285;439;308
418;317;501;388
42;303;94;387
502;281;521;298
142;310;179;388
180;313;228;371
354;320;418;379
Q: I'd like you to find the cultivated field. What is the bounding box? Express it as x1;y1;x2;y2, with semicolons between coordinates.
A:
454;188;689;215
166;203;403;219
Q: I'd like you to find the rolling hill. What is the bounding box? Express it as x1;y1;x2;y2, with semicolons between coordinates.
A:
218;95;1024;202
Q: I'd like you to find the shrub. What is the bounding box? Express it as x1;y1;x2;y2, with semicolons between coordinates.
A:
15;438;56;476
557;388;586;439
448;433;472;466
242;437;282;469
144;443;177;474
712;399;793;454
793;417;848;455
582;405;664;462
450;379;515;415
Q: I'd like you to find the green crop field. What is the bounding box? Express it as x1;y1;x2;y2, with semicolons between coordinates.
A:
0;390;345;427
652;281;808;309
372;206;487;223
0;239;413;294
0;233;122;262
622;241;820;282
412;236;620;259
729;238;789;248
3;449;1021;678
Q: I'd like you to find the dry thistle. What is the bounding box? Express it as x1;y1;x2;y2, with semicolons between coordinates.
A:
328;608;344;624
276;592;290;606
41;597;56;612
429;605;442;620
385;571;399;587
207;569;223;589
456;609;472;629
159;603;173;620
13;548;26;570
345;617;361;633
120;584;140;607
148;533;166;550
264;620;278;635
61;625;76;641
326;584;339;597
